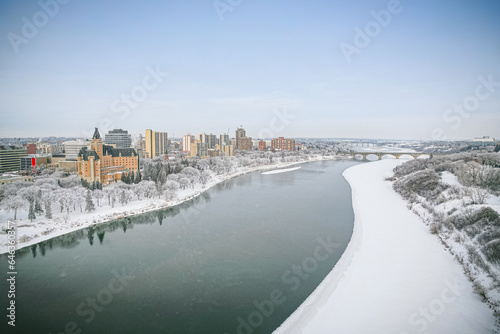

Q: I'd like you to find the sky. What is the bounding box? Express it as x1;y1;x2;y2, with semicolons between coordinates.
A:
0;0;499;140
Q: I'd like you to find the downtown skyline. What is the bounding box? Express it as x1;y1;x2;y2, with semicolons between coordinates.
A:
1;0;499;140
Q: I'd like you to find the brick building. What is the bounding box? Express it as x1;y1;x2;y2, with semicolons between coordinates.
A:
78;128;139;184
271;137;295;151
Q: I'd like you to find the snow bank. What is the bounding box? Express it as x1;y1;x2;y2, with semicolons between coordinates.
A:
274;159;496;334
261;167;302;175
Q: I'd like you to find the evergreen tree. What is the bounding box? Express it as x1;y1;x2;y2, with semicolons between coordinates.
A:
134;170;142;184
45;201;52;219
28;202;36;222
81;179;90;189
495;144;500;152
85;190;95;212
129;171;135;184
34;190;43;214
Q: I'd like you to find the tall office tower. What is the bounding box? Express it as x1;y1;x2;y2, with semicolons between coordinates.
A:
104;129;132;148
220;134;230;146
235;127;252;151
182;134;195;153
145;129;168;158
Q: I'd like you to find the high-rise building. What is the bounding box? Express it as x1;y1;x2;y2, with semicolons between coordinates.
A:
145;129;168;158
258;140;266;151
220;134;230;146
271;137;295;151
0;146;28;174
190;140;208;158
235;127;252;151
78;128;139;184
64;140;89;161
105;129;132;149
207;134;216;149
182;134;195;153
198;133;216;149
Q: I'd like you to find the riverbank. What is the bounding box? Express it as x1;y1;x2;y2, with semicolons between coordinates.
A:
0;156;343;254
274;159;496;334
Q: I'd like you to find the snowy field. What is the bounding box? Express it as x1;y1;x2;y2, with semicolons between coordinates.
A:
274;159;496;334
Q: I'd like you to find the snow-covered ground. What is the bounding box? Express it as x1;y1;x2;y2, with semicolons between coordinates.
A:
0;156;339;254
274;159;496;334
261;166;302;175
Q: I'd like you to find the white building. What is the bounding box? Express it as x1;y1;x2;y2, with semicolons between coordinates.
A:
64;140;88;161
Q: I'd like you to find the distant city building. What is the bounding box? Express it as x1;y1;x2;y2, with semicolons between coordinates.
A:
37;143;64;155
64;140;88;161
104;129;132;149
190;140;208;158
235;127;252;150
20;154;48;173
471;136;496;147
198;133;216;149
258;140;266;151
208;149;219;158
271;137;295;151
0;146;28;174
145;129;168;158
182;134;195;153
78;128;139;184
219;144;234;157
220;134;230;146
26;143;36;155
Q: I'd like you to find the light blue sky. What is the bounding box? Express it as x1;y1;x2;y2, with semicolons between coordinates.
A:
0;0;499;140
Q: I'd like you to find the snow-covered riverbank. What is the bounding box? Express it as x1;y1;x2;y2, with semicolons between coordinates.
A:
274;159;496;334
0;156;341;254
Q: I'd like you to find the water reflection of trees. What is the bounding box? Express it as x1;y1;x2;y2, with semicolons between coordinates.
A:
3;205;181;259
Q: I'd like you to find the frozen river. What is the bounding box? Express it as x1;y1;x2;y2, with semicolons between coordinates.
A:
0;160;360;334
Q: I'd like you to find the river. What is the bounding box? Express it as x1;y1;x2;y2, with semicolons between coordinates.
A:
1;160;360;334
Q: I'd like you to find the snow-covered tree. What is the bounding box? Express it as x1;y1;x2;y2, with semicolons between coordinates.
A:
34;189;43;214
85;190;95;212
200;170;212;186
44;200;52;219
28;201;36;222
1;195;25;220
141;181;157;199
179;177;190;190
93;189;104;207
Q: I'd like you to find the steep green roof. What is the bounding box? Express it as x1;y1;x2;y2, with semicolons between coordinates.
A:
78;147;99;161
78;145;137;161
93;128;101;140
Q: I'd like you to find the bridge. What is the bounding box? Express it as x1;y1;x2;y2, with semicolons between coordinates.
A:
349;152;440;161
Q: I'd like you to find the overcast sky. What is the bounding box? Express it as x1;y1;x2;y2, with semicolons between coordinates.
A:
0;0;499;140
